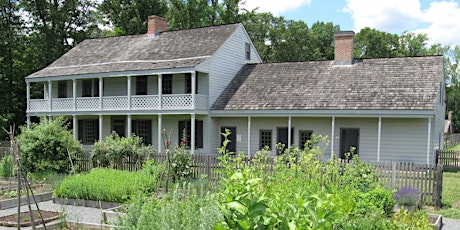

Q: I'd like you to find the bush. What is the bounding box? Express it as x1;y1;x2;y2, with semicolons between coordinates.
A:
17;117;83;174
54;162;163;203
0;154;15;178
91;132;154;169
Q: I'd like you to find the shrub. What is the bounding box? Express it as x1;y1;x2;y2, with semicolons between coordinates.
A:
91;132;154;169
170;144;192;182
17;117;83;174
0;154;15;178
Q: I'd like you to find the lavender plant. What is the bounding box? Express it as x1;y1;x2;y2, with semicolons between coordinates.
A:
394;186;421;206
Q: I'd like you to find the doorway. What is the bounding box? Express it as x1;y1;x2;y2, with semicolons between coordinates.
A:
221;127;236;153
340;128;359;159
277;127;294;154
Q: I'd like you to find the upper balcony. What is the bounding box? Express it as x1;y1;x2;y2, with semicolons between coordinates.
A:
27;72;209;114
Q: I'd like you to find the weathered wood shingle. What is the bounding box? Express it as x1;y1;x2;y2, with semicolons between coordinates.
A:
212;56;443;110
27;23;241;78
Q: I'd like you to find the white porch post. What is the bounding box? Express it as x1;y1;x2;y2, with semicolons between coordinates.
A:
191;71;196;110
99;77;103;109
248;116;251;158
191;114;196;154
288;116;292;147
158;114;162;153
158;74;162;109
73;115;77;140
331;116;335;156
26;82;30;112
73;79;77;110
127;76;132;109
98;115;103;141
427;117;432;164
26;116;30;129
127;114;132;137
48;80;52;111
377;116;382;162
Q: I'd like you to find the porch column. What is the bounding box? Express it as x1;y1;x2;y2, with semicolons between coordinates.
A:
98;115;103;141
26;82;30;112
158;114;162;153
427;117;432;164
288;116;292;148
158;74;162;109
377;116;382;162
48;80;52;111
73;115;77;140
191;71;196;110
99;77;103;109
248;116;251;158
73;79;77;110
127;76;131;109
127;114;132;137
26;116;30;129
191;114;196;154
331;116;335;156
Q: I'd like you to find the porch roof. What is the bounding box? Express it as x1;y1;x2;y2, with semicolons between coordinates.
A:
26;23;241;79
212;56;443;111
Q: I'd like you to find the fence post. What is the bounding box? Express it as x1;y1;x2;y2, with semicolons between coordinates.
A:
391;162;396;189
433;164;443;209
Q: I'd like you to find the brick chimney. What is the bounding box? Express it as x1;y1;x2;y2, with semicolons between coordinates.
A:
147;15;168;35
334;31;355;65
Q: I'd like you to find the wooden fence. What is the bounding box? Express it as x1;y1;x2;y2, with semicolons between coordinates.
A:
436;149;460;171
444;133;460;148
70;152;443;207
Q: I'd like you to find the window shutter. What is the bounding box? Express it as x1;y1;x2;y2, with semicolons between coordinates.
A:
178;120;186;145
196;120;203;148
78;120;84;142
94;120;100;142
146;120;152;145
132;120;138;136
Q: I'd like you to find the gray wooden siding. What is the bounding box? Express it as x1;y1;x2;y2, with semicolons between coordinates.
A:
200;25;262;107
380;118;427;163
104;77;127;96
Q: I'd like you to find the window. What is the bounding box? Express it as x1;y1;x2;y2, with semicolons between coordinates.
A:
58;81;67;98
259;130;272;150
178;120;203;149
112;118;126;137
136;76;148;95
185;73;198;94
221;127;236;153
245;43;251;60
162;74;172;94
299;130;313;150
82;79;100;97
78;119;99;144
132;120;152;145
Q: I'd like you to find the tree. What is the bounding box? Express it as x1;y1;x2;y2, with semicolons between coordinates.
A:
0;0;26;138
100;0;168;35
354;27;399;58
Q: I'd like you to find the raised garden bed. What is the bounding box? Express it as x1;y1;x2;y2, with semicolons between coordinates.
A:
102;205;126;224
429;214;442;230
0;192;53;210
0;210;59;227
53;197;119;209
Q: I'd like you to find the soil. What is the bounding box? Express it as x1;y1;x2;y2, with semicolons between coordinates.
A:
454;200;460;207
0;210;60;227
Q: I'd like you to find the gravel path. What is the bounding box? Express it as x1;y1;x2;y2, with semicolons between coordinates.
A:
0;200;104;230
442;217;460;230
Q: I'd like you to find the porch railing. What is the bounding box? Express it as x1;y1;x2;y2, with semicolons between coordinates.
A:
29;94;208;112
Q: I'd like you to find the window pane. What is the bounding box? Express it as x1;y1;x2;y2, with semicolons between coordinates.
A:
299;130;313;150
259;130;272;150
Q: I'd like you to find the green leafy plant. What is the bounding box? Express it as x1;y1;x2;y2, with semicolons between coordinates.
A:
0;154;15;177
91;132;154;169
17;116;83;173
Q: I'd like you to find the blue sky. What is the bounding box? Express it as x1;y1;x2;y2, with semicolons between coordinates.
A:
241;0;460;46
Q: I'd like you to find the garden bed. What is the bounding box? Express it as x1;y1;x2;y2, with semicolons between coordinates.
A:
53;197;119;209
0;210;59;227
429;214;442;230
0;192;53;210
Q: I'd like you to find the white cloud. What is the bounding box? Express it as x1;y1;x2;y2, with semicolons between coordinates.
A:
241;0;312;16
343;0;460;45
415;1;460;45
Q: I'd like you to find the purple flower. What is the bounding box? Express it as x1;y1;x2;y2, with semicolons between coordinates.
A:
394;186;421;206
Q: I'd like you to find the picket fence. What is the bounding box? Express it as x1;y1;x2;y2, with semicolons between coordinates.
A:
436;149;460;171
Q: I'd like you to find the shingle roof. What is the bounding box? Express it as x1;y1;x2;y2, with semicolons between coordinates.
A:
26;23;241;78
212;56;443;111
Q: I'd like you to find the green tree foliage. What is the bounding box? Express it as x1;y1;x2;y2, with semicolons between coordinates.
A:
0;0;26;136
17;117;83;173
354;27;399;58
99;0;168;35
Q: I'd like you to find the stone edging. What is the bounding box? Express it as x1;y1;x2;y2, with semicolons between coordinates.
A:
52;197;119;209
0;192;53;210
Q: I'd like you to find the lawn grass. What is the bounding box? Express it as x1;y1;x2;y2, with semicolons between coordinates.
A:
447;143;460;150
424;171;460;219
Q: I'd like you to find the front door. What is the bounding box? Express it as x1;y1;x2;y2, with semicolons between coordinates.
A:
340;128;359;159
221;127;236;153
277;127;293;154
